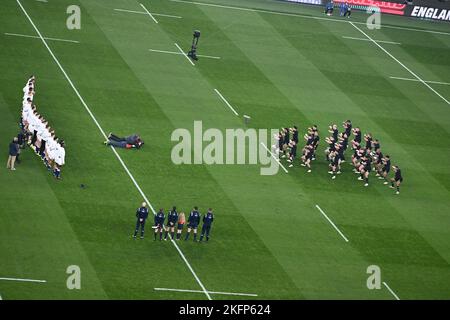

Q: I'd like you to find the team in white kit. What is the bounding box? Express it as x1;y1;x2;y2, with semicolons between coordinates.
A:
21;75;65;179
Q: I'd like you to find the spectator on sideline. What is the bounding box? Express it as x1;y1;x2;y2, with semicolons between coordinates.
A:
325;0;334;15
6;137;19;171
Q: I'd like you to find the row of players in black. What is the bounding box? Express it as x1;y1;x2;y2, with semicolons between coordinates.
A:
133;203;214;242
274;120;404;194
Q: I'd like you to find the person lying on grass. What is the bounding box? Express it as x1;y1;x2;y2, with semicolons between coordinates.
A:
104;133;144;149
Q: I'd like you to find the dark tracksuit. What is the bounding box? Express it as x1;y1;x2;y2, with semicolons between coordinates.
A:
164;210;178;240
185;211;201;241
200;212;214;242
134;206;149;238
154;211;165;240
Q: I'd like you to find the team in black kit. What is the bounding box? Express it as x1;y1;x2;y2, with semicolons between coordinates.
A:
275;120;403;194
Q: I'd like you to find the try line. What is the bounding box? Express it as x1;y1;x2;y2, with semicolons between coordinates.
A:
154;287;258;297
16;0;211;300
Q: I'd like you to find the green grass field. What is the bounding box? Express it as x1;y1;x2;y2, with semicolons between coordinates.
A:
1;0;450;300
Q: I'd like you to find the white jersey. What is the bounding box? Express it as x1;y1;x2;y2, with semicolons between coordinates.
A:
27;113;40;132
34;120;45;140
22;103;32;121
46;138;58;160
23;83;34;93
37;126;50;141
55;145;66;166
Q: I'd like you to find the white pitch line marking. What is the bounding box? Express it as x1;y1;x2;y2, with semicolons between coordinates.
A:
214;89;239;116
4;32;79;43
260;142;289;174
16;0;211;301
114;8;182;19
342;36;401;45
0;277;47;283
154;287;258;297
170;0;450;36
139;3;158;24
315;205;349;242
36;0;47;2
0;294;2;300
390;76;450;86
349;22;450;106
174;42;195;66
383;282;400;300
148;48;221;59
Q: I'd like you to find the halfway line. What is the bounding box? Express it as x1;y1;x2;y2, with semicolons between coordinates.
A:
315;205;349;242
214;89;239;116
16;0;211;300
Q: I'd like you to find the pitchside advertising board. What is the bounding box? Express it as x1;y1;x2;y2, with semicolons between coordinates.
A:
282;0;450;22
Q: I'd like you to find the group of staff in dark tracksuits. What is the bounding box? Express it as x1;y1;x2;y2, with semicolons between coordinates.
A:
133;203;214;242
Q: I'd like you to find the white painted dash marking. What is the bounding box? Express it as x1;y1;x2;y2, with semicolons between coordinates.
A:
260;142;289;174
315;205;349;242
383;282;400;300
4;32;79;43
342;36;401;45
174;42;195;66
148;48;220;59
390;76;450;86
0;277;47;283
214;89;239;116
154;287;258;297
114;8;182;19
140;3;158;24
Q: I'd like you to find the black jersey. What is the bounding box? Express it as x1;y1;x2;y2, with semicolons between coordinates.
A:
395;169;403;181
292;129;299;143
365;137;373;150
